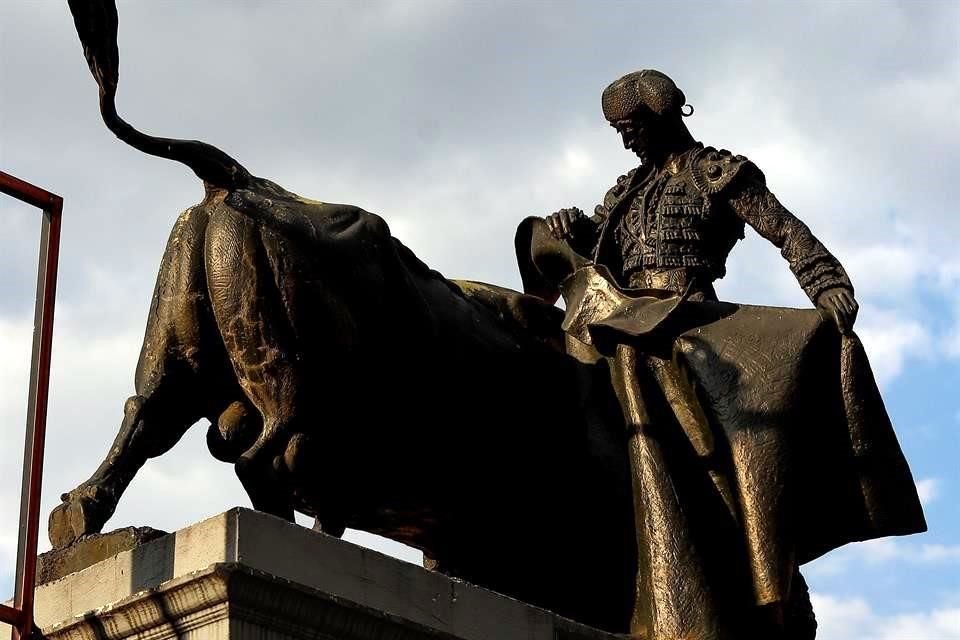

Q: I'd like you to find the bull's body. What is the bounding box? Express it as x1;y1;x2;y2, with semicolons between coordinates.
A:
56;2;640;627
51;177;639;629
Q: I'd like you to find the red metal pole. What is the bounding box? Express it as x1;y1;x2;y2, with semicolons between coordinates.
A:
0;170;62;640
0;604;23;626
0;171;56;211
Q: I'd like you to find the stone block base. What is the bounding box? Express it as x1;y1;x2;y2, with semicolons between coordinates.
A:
34;508;619;640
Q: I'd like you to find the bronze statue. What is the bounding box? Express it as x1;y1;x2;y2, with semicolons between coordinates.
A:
51;3;926;638
516;70;926;639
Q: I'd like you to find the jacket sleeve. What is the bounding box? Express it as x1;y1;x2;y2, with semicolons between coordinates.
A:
727;165;854;303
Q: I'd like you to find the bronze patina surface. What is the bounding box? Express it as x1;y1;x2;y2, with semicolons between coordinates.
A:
51;4;925;639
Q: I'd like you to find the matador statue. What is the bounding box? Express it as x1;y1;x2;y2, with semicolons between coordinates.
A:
515;70;926;640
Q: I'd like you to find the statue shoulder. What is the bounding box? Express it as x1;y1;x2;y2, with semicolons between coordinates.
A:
689;146;764;195
595;168;639;217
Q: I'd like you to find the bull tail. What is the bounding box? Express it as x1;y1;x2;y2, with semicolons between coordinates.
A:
67;0;251;190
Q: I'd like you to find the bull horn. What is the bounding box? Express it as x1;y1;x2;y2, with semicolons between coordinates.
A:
67;0;251;190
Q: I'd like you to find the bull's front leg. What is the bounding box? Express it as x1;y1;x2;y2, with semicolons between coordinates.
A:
49;375;205;548
205;206;301;521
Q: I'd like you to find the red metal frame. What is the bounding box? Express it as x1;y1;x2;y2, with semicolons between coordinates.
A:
0;171;62;640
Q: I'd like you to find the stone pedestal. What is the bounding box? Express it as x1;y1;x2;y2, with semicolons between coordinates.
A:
33;508;619;640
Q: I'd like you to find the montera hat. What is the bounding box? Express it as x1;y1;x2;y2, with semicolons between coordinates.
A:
602;69;688;122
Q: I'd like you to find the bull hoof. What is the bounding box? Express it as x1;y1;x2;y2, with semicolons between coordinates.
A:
48;488;112;550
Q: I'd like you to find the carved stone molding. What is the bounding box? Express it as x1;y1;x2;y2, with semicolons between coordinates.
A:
45;563;616;640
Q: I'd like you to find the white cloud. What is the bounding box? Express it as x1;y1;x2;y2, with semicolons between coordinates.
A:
881;609;960;640
556;146;597;184
915;545;960;563
915;478;941;506
0;319;31;421
940;306;960;360
856;538;902;565
807;538;960;580
812;594;876;640
855;308;932;387
813;594;960;640
0;495;21;584
842;245;929;301
865;539;960;566
805;554;850;579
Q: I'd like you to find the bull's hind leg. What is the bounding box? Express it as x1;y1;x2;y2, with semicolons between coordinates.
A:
49;368;204;549
205;207;301;522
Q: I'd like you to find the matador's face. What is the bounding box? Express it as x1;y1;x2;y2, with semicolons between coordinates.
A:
611;115;657;165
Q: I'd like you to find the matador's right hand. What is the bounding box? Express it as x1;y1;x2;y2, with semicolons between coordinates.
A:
545;207;585;241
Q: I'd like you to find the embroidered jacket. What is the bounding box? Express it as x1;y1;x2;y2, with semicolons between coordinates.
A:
570;144;853;303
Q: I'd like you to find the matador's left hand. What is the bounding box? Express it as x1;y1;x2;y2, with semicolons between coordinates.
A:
816;287;859;334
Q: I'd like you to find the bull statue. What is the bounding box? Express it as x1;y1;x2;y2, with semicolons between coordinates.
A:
50;0;639;630
53;2;926;637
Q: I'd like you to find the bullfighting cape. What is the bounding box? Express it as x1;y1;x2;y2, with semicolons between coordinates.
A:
559;263;926;571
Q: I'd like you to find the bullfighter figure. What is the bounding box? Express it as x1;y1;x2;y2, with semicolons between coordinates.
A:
517;70;926;640
545;69;856;326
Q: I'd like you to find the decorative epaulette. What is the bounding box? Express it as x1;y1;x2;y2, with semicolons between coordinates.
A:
690;147;760;195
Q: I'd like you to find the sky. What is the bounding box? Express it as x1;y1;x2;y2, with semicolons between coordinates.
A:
1;0;958;637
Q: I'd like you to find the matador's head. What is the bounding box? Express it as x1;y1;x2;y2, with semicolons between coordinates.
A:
602;70;693;165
